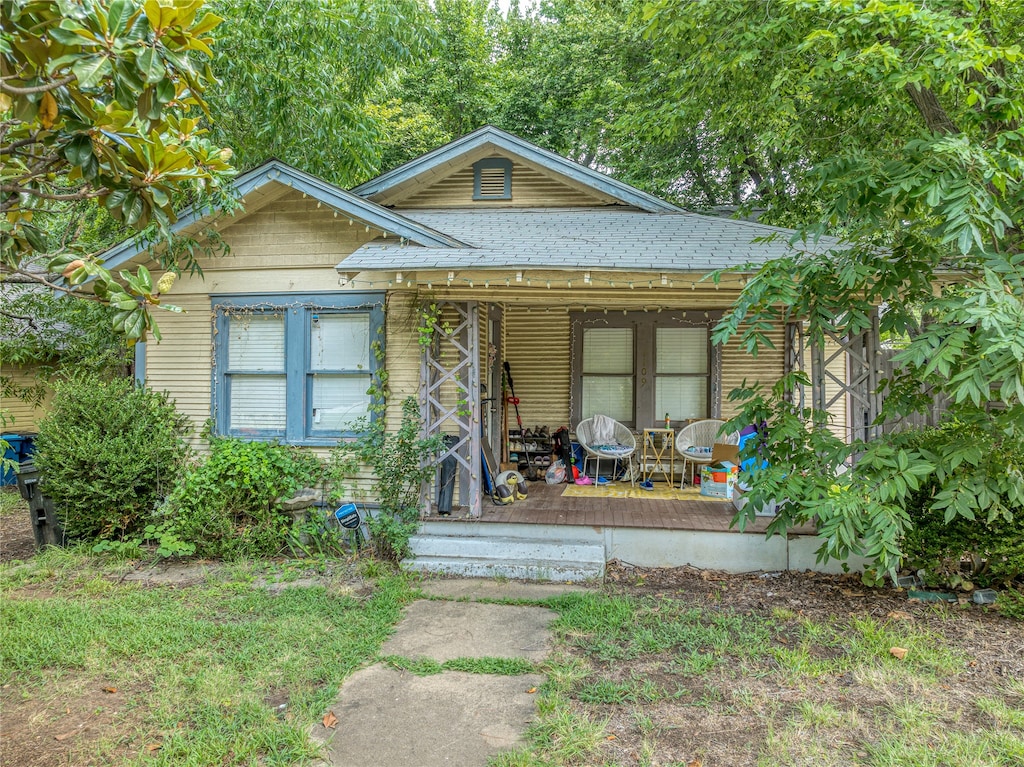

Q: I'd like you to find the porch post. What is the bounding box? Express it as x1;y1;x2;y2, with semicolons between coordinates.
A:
419;300;482;518
783;321;806;411
809;311;883;444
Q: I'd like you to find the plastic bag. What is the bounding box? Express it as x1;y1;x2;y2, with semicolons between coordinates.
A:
545;459;566;484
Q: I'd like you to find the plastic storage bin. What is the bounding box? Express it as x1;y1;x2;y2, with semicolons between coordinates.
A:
2;434;23;485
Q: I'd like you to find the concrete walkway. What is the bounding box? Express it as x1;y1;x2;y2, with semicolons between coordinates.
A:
311;578;591;767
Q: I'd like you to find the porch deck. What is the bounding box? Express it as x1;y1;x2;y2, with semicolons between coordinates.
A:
426;481;816;536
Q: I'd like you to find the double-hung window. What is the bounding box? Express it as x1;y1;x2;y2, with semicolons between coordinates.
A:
213;293;384;443
571;312;720;428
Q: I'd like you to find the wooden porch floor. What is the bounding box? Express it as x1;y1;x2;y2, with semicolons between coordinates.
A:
428;481;815;536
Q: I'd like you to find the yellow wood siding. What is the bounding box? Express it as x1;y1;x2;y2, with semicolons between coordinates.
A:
504;307;571;429
396;161;615;209
720;327;786;421
142;191;384;448
0;365;51;432
824;338;849;441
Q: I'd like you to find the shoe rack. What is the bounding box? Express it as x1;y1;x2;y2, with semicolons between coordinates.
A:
507;426;553;470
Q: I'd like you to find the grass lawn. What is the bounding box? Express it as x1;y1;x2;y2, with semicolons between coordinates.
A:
2;490;1022;766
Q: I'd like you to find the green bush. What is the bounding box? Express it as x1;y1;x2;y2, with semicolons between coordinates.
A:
900;424;1024;589
902;490;1024;588
162;437;323;559
33;375;191;540
328;397;443;562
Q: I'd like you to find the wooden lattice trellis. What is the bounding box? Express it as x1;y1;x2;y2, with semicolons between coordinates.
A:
420;301;482;518
784;315;884;445
810;313;883;444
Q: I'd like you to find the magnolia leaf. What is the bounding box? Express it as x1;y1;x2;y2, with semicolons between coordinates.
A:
39;91;58;128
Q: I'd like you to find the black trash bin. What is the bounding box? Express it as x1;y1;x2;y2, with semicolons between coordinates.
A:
436;435;459;516
16;460;67;549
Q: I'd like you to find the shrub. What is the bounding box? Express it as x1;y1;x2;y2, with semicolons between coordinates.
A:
33;375;191;540
328;397;443;562
902;489;1024;588
162;437;323;559
899;424;1024;589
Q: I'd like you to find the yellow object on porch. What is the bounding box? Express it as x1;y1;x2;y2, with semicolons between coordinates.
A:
561;483;730;502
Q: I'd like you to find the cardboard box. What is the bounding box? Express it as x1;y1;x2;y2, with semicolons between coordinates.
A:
700;461;738;499
711;443;740;464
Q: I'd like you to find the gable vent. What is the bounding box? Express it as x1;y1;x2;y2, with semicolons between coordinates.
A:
473;158;512;200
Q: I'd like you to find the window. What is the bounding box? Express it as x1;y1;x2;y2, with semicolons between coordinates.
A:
473;158;512;200
213;293;384;443
571;312;720;428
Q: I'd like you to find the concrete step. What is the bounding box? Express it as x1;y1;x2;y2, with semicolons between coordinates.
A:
403;534;605;582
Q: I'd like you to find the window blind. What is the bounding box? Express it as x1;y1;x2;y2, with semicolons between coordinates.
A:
228;314;284;371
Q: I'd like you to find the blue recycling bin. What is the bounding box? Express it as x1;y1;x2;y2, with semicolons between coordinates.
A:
2;435;24;486
18;433;37;463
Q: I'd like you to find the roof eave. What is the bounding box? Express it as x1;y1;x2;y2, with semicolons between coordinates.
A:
98;160;471;272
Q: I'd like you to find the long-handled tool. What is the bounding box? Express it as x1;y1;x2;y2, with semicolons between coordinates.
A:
503;361;535;480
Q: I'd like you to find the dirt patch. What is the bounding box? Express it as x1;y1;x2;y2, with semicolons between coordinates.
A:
0;672;149;767
1;489;36;563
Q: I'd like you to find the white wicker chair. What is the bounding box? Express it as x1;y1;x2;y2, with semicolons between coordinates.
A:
576;417;637;485
675;419;739;488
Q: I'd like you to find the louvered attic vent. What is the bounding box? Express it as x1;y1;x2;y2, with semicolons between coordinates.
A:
473;158;512;200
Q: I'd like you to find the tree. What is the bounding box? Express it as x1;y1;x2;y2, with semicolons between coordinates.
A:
640;0;1024;574
1;0;235;340
204;0;433;186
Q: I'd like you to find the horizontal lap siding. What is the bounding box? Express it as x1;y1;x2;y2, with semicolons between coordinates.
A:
504;306;571;429
1;365;51;432
824;338;849;441
720;327;786;421
144;294;214;447
399;162;611;208
144;192;378;450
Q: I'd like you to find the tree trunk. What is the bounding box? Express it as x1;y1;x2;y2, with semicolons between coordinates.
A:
904;83;959;135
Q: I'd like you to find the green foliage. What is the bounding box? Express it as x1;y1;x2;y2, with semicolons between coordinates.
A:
900;425;1024;588
205;0;432;185
637;0;1024;573
92;521;196;560
328;396;443;562
161;437;324;559
0;282;131;413
2;0;236;340
997;589;1024;620
33;375;191;540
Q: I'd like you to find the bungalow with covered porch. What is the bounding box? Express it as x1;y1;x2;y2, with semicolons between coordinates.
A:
102;126;877;578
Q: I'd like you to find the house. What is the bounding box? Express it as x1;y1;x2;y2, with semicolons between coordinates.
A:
100;126;871;577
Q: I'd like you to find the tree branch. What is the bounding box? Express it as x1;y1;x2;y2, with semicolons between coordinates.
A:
2;269;104;302
0;74;76;95
1;184;107;202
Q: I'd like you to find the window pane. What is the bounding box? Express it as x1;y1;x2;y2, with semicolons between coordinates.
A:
656;377;708;421
583;327;633;374
582;376;633;422
228;314;284;371
229;375;286;431
311;314;370;371
311;375;371;432
656;327;707;374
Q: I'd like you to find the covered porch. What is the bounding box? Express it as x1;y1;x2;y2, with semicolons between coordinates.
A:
423;480;811;536
408;480;850;578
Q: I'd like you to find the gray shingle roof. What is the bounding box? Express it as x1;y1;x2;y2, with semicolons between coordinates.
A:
338;208;843;273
